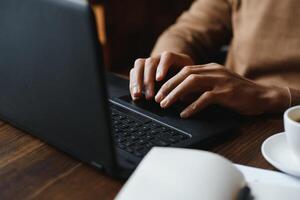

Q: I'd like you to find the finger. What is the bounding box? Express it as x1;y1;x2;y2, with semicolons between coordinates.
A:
155;66;196;103
180;91;216;118
155;52;174;81
156;52;193;81
129;59;145;100
144;57;159;100
129;69;139;100
160;74;209;108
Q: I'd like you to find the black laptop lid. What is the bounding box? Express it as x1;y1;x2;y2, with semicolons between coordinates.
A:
0;0;116;169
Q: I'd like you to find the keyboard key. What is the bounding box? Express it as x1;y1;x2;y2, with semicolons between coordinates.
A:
145;134;154;140
169;130;178;136
119;124;129;129
141;126;150;131
111;112;118;116
138;139;147;145
149;129;160;135
149;122;161;129
113;120;121;125
116;137;126;143
128;127;138;133
130;135;138;141
114;128;122;133
110;104;190;157
122;132;130;137
124;141;134;147
132;122;142;127
152;139;169;146
139;117;152;124
124;119;134;124
136;131;146;136
115;115;125;120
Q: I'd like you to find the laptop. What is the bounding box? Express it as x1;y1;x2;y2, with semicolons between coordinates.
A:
0;0;237;178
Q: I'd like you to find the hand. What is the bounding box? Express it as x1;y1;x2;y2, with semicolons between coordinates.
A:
155;63;290;118
129;52;194;100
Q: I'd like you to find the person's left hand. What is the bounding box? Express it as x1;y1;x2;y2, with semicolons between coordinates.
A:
154;63;290;118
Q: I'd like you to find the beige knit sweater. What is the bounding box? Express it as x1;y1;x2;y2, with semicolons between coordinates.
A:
152;0;300;106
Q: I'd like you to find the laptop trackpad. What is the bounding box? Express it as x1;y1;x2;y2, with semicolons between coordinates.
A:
116;94;237;135
118;95;185;118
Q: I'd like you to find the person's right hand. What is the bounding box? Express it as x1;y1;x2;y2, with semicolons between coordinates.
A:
129;51;194;101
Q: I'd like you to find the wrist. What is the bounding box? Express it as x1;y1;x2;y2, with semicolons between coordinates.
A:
262;86;290;113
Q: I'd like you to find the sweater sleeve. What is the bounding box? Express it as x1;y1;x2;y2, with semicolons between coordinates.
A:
151;0;233;63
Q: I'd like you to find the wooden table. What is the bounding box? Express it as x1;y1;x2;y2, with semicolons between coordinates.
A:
0;105;283;199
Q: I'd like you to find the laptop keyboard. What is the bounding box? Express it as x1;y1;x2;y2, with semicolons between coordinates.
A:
110;106;190;157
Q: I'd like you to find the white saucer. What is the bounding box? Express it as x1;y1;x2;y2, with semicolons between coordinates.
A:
261;132;300;177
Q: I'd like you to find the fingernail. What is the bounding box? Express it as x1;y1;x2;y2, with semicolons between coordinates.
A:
160;99;168;108
156;69;162;80
133;87;139;97
192;103;197;110
145;91;150;99
145;88;152;99
155;93;163;103
180;111;188;118
132;96;137;101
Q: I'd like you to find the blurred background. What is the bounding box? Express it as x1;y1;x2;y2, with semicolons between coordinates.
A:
90;0;194;74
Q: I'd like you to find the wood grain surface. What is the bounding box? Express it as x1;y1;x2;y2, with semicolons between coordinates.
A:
0;111;282;200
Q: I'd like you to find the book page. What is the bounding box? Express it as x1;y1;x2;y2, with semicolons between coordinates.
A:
116;147;246;200
249;182;300;200
235;164;300;187
235;165;300;200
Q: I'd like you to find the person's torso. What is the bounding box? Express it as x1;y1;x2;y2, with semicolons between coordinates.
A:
226;0;300;87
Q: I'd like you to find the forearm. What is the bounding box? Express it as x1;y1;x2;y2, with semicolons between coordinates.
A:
262;87;300;114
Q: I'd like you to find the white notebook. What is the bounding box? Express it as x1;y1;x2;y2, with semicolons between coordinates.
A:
115;147;300;200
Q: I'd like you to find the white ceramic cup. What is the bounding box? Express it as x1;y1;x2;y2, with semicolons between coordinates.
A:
284;105;300;160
